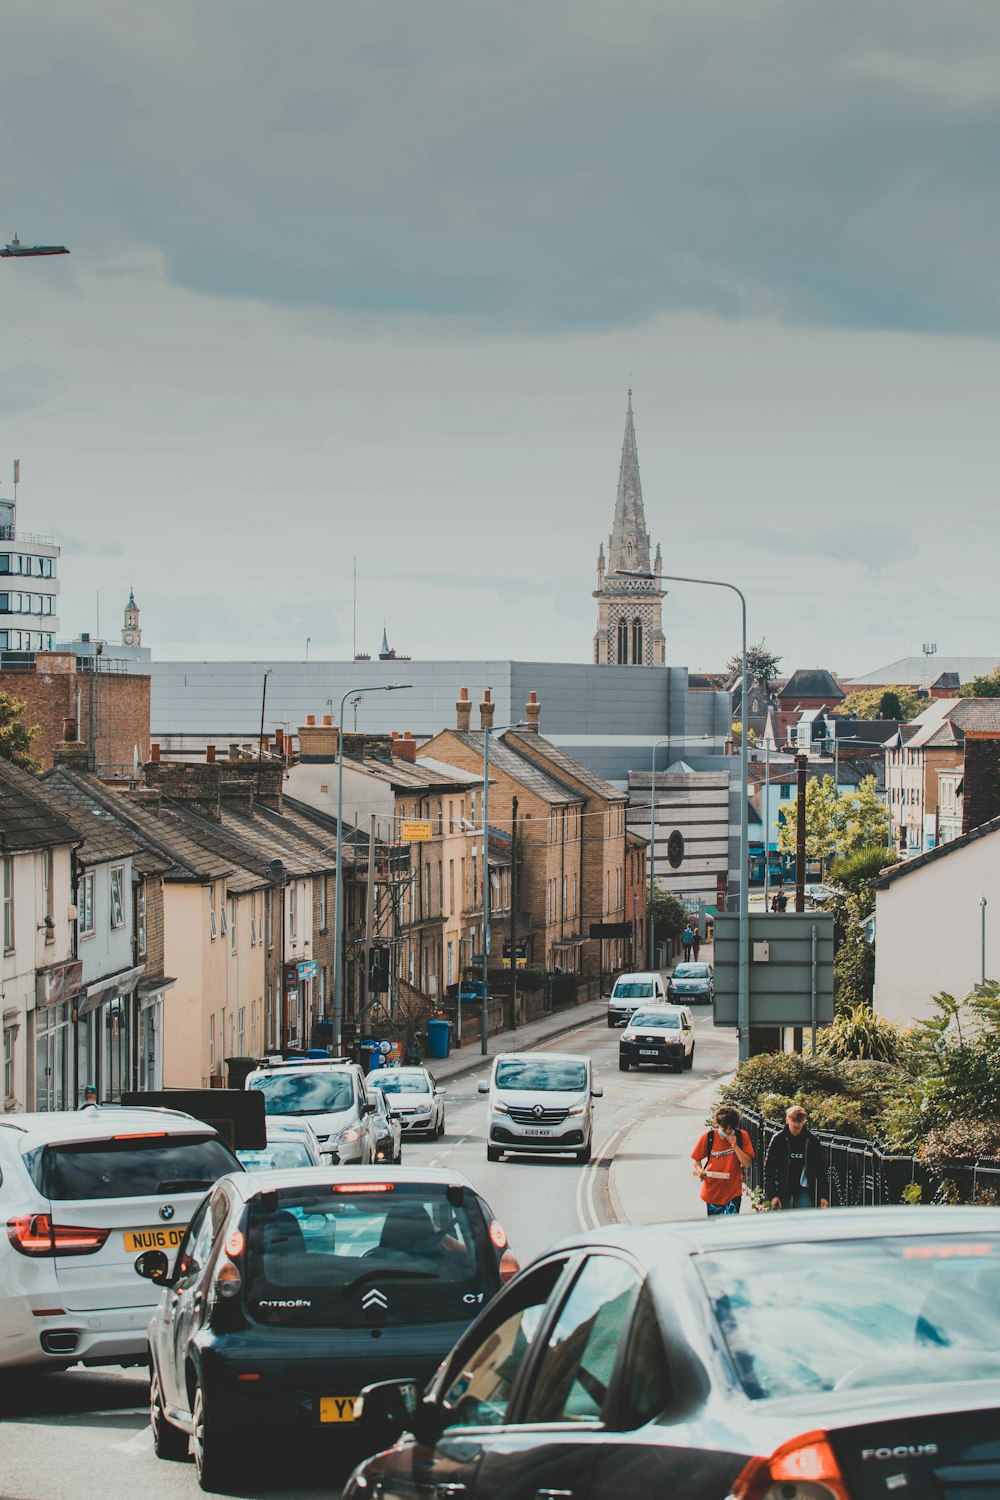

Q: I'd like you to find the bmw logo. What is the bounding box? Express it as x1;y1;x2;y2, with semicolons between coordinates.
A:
159;1204;175;1222
532;1104;544;1118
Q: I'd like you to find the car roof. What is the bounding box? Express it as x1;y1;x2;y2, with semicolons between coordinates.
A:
545;1205;1000;1263
0;1105;220;1151
222;1163;480;1202
246;1059;358;1078
614;972;660;981
493;1051;590;1065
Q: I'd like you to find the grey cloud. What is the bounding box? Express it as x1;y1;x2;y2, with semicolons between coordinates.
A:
5;1;1000;335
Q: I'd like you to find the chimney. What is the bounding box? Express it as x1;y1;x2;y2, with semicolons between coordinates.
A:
274;727;284;755
298;716;340;762
150;742;161;762
479;689;495;731
261;734;270;752
391;730;417;763
206;744;216;763
524;690;541;733
52;742;91;773
961;731;1000;835
306;714;315;726
322;714;333;726
456;686;472;733
62;716;76;741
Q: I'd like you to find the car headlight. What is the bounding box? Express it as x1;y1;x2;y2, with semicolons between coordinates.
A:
567;1103;588;1116
492;1100;508;1114
338;1124;361;1145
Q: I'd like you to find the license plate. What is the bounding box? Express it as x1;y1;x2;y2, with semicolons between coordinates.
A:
521;1127;553;1137
639;1049;660;1056
319;1396;357;1423
123;1226;187;1253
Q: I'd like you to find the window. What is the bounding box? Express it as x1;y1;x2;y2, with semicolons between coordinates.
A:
3;856;13;951
632;617;643;664
617;617;628;665
521;1255;641;1424
619;1287;672;1426
220;893;228;934
137;883;146;956
266;889;274;950
779;783;792;800
209;1013;216;1073
209;884;217;941
250;916;258;947
288;882;297;940
79;871;95;937
29;1135;237;1203
230;897;237;953
319;876;328;933
3;1022;15;1104
110;866;125;928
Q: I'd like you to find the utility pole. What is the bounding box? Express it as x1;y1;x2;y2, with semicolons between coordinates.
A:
794;752;808;914
509;796;518;1031
361;813;377;1047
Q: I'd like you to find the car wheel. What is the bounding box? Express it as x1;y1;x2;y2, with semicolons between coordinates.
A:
576;1141;592;1165
607;1017;616;1028
487;1145;502;1163
192;1384;237;1494
437;1115;446;1138
618;1057;630;1072
672;1059;683;1074
150;1362;188;1462
685;1047;695;1070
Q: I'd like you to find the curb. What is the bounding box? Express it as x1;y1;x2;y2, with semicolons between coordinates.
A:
429;1007;606;1086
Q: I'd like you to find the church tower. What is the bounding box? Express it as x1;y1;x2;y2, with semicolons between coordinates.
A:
593;391;665;665
121;588;142;648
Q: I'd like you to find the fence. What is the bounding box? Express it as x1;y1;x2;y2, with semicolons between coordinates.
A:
739;1108;1000;1207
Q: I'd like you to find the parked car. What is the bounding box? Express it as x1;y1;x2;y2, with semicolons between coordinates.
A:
606;971;666;1027
245;1057;379;1165
666;961;714;1003
137;1166;520;1490
375;1067;445;1140
236;1121;323;1172
0;1106;241;1371
478;1052;602;1163
346;1206;1000;1500
619;1005;695;1072
370;1085;403;1165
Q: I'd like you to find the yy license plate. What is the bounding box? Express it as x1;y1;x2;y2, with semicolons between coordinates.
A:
124;1226;187;1253
319;1396;357;1423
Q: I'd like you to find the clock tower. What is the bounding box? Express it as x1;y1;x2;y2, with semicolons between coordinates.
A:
121;588;142;649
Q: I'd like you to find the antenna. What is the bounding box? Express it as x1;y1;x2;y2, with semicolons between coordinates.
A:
353;556;357;661
922;642;937;657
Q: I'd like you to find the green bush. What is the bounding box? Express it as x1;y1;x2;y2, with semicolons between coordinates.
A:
921;1119;1000;1170
818;1005;901;1062
719;1052;845;1112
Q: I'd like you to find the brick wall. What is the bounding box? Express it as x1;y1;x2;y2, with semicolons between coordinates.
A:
962;732;1000;835
143;877;166;978
0;658;150;772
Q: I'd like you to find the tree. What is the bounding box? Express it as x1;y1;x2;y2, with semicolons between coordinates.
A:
828;844;898;892
837;684;924;721
648;889;689;947
777;776;889;868
723;640;781;692
839;777;892;858
958;666;1000;697
0;692;40;774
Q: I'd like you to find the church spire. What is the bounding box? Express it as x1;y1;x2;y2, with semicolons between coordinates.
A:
607;388;651;576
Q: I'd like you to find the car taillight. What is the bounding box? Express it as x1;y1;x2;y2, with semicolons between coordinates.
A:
732;1431;851;1500
214;1259;242;1298
499;1249;520;1284
7;1214;110;1257
489;1219;507;1250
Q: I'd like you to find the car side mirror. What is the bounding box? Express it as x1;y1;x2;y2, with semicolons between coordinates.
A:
355;1378;422;1445
477;1080;489;1094
362;1099;377;1114
134;1249;171;1284
591;1084;604;1098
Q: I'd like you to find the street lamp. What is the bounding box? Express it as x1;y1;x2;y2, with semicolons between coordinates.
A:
332;682;411;1055
981;896;988;988
647;737;672;971
479;720;529;1055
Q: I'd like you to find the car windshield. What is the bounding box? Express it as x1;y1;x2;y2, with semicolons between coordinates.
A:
494;1060;588;1092
629;1011;680;1029
613;982;654;999
674;965;709;979
377;1073;431;1096
238;1141;314;1171
248;1071;355;1116
28;1134;239;1200
697;1235;1000;1401
244;1182;493;1328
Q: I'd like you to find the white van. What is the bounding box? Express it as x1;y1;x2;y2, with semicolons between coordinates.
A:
607;971;666;1027
478;1052;602;1164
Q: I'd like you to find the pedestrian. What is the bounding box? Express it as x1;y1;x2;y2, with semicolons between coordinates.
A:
691;927;702;960
681;923;694;961
764;1105;830;1210
78;1083;98;1109
691;1106;755;1216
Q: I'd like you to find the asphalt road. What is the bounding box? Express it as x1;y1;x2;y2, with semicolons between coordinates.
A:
1;1008;730;1500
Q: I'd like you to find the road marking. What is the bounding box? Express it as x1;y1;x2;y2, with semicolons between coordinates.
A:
575;1122;628;1233
113;1427;154;1453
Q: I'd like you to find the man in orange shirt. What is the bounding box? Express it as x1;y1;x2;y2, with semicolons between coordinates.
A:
691;1106;755;1216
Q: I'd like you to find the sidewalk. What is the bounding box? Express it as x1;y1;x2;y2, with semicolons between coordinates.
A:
607;1072;731;1225
420;996;608;1085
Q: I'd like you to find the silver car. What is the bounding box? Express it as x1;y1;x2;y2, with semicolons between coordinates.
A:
375;1068;445;1140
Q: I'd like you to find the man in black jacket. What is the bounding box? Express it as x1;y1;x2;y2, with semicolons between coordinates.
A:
764;1105;829;1209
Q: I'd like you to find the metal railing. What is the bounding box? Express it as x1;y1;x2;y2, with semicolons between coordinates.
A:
0;527;55;545
739;1108;1000;1207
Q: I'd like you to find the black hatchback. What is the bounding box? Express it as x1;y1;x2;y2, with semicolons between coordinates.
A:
136;1166;519;1491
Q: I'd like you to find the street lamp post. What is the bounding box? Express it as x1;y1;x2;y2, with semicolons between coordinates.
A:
333;682;411;1055
647;737;672;971
981;896;988;988
477;720;530;1055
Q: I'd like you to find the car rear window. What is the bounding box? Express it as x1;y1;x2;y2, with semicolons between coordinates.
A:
27;1133;239;1201
698;1236;1000;1400
248;1071;355;1116
614;982;653;998
494;1060;587;1092
245;1182;495;1328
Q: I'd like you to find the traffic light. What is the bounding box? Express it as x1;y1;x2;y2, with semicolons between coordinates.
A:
368;943;390;994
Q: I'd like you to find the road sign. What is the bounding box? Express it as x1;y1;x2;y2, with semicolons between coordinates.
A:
588;921;631;939
713;912;834;1027
401;820;432;842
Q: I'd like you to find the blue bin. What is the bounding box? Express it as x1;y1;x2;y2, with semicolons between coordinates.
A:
426;1018;452;1059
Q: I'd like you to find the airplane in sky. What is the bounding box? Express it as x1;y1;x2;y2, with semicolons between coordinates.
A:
1;235;70;258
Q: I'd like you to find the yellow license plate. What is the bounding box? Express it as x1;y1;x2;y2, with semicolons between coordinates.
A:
319;1396;357;1423
123;1226;187;1253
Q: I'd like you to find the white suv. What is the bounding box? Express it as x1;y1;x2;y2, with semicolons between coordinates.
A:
0;1106;241;1371
478;1052;602;1164
245;1058;379;1165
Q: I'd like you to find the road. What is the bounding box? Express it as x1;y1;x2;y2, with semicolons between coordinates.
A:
1;1008;732;1500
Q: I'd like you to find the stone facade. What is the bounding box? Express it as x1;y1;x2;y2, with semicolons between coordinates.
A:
0;652;150;772
593;391;666;667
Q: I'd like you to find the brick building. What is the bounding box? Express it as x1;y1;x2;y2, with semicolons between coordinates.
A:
0;651;150;772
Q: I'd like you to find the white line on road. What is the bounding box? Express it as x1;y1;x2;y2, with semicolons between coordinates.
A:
575;1123;628;1233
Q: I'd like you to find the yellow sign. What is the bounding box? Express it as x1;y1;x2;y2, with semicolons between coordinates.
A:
124;1226;187;1253
401;820;433;842
319;1396;357;1423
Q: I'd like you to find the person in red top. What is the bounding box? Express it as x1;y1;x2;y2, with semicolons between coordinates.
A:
691;1106;755;1216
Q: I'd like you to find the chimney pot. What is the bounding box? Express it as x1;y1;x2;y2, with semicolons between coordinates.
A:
61;716;76;740
306;714;315;726
150;743;161;762
479;692;496;731
524;691;541;733
456;686;473;732
206;744;216;763
322;714;332;726
275;728;285;750
459;687;469;701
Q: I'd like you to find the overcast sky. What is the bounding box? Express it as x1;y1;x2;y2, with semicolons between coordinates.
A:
2;0;998;677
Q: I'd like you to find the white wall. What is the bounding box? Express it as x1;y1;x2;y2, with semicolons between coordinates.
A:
874;831;1000;1024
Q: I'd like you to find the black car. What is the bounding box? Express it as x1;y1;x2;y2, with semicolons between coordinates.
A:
666;961;714;1003
136;1166;520;1490
345;1206;1000;1500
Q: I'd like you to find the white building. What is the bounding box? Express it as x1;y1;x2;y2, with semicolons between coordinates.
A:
874;814;1000;1026
0;495;60;654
